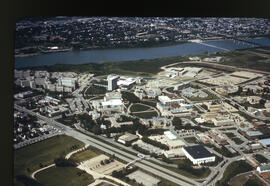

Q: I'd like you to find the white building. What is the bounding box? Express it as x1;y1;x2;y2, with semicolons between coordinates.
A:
107;74;119;91
257;164;270;173
182;145;215;165
58;77;76;89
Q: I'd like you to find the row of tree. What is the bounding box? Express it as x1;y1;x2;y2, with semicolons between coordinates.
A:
141;136;169;150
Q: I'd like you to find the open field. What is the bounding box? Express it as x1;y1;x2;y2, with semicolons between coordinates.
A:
159;158;211;179
132;111;158;119
216;160;253;186
244;175;266;186
14;135;84;177
85;85;107;95
229;172;251;186
184;137;200;144
70;147;102;163
36;166;94;186
130;104;151;112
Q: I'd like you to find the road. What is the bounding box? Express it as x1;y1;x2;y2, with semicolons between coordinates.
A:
14;104;199;186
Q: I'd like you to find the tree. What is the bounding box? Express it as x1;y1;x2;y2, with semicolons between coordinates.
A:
172;117;182;130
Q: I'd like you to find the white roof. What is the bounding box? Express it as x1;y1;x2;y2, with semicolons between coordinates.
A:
117;78;136;86
195;118;205;123
164;131;177;140
159;96;171;102
102;99;123;106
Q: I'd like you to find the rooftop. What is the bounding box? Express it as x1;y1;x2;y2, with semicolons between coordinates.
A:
259;138;270;146
183;145;214;159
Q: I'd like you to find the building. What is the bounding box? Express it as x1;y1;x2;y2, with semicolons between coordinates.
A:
182;145;215;165
35;77;47;87
158;96;185;106
238;129;264;140
204;101;222;112
58;77;77;90
44;96;60;105
212;118;234;126
117;77;136;89
174;82;190;91
107;74;119;91
257;164;270;173
259;138;270;148
92;98;124;113
163;148;185;158
117;133;139;146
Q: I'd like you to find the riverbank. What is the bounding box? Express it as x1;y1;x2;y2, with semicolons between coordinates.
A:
14;40;188;59
16;45;270;77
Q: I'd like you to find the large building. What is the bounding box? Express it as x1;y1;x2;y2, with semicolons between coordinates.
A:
107;74;119;91
257;164;270;173
117;133;139;146
58;77;77;90
182;145;215;165
259;138;270;148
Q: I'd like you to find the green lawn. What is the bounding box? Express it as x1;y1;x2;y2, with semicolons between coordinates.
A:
56;115;77;126
132;111;158;119
253;154;269;164
36;166;94;186
70;147;102;163
231;137;244;145
243;176;265;186
14;135;84;178
162;158;211;179
85;85;107;95
224;132;236;138
130;104;151;112
184;137;200;144
216;160;253;186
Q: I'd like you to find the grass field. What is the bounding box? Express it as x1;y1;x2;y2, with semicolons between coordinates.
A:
184;137;200;144
70;147;102;163
56;115;77;126
130;104;151;112
216;160;253;186
231;137;244;145
85;85;107;95
14;135;84;177
161;158;211;179
132;111;158;119
253;154;269;164
244;175;265;186
36;166;94;186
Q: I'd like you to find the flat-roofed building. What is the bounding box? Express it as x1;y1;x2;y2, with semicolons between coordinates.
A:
117;133;139;146
259;138;270;148
257;164;270;173
163;148;185;158
212;118;234;126
182;145;215;165
204;101;222;112
158;96;185;106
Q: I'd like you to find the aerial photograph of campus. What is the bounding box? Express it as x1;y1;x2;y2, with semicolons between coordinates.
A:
13;16;270;186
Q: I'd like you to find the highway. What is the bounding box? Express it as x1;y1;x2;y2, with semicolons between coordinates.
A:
14;104;200;186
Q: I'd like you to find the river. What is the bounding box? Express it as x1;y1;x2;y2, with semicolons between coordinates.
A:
14;37;270;68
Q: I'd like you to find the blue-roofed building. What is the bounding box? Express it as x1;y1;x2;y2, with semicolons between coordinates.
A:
259;138;270;147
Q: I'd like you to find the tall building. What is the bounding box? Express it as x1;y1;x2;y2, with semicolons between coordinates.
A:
107;74;119;91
